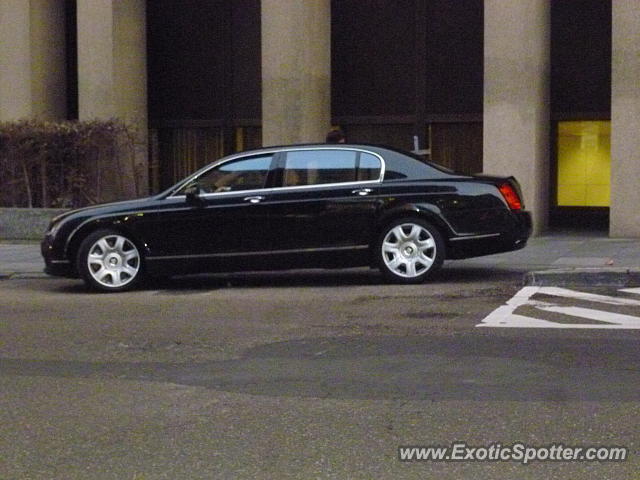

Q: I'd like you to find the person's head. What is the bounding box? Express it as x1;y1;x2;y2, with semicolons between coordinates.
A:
326;128;346;144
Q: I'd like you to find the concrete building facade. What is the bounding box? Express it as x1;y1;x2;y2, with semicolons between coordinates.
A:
0;0;637;237
0;0;67;120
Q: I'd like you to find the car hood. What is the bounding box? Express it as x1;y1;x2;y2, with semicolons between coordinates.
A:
49;197;158;227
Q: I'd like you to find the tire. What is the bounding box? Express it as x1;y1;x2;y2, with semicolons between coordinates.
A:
377;218;445;284
76;229;144;292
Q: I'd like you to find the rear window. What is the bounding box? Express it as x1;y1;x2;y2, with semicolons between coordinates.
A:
358;153;382;180
381;149;453;180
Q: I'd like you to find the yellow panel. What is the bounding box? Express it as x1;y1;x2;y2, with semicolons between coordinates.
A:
586;156;610;180
557;121;611;207
585;185;610;207
557;184;586;206
557;135;585;185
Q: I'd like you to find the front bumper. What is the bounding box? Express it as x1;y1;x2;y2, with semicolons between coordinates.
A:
41;237;76;277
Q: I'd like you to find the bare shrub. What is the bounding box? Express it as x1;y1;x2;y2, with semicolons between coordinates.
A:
0;119;141;208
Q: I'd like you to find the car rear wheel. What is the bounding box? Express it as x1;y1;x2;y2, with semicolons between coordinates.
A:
377;218;444;284
76;230;143;292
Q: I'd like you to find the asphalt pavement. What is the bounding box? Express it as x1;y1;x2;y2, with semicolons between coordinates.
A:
2;232;640;285
3;234;640;479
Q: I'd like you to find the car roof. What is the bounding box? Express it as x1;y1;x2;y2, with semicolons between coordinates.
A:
158;142;459;197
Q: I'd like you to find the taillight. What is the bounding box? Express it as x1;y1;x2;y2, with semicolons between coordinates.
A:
498;183;523;210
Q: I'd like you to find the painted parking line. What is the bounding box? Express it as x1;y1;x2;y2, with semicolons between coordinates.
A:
477;286;640;329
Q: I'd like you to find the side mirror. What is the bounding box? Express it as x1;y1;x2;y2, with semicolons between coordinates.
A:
184;182;202;205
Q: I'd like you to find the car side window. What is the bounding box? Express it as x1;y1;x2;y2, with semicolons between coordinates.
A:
184;155;273;194
284;150;357;186
283;150;368;187
357;153;382;181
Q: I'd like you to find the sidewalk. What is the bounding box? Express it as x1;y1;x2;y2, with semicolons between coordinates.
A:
1;234;640;285
0;242;44;279
453;233;640;286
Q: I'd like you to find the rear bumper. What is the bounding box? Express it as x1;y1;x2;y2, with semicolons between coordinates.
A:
446;210;532;259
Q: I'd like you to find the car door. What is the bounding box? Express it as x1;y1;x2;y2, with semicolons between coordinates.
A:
134;153;277;267
266;148;383;254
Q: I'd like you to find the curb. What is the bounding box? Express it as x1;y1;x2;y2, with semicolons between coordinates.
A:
524;268;640;287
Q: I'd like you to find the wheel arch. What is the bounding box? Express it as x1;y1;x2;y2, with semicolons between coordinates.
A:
65;218;149;273
373;208;447;283
373;204;454;252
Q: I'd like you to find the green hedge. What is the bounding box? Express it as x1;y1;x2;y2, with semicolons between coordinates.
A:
0;119;140;208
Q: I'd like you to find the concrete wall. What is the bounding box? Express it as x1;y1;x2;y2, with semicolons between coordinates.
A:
0;208;67;240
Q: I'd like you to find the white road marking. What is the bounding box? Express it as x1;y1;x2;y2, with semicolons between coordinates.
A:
477;286;640;329
533;286;640;306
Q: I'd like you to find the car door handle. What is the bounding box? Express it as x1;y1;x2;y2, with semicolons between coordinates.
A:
352;188;372;196
244;196;265;204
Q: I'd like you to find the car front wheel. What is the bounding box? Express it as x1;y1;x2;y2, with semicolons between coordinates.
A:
377;218;444;284
76;230;143;292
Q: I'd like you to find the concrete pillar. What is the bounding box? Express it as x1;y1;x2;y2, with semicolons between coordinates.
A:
483;0;550;235
261;0;331;146
0;0;66;120
610;1;640;237
77;0;148;195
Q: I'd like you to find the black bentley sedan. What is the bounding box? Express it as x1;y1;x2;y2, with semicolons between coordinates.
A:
42;144;532;291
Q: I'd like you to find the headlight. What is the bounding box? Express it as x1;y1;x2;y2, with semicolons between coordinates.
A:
46;219;63;237
46;212;71;238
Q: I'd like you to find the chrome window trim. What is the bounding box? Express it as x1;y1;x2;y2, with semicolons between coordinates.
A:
169;179;382;200
166;146;386;199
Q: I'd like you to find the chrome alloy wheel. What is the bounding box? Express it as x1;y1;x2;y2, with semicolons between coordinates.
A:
86;234;141;288
381;223;437;278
